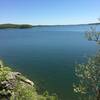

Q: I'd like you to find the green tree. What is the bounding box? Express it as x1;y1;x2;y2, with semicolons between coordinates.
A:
85;27;100;43
74;19;100;100
74;55;100;100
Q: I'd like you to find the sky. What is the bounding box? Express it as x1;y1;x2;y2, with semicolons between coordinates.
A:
0;0;100;25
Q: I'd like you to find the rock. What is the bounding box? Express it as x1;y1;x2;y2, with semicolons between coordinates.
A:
0;80;16;90
6;72;34;86
6;72;21;80
0;60;3;68
23;79;34;86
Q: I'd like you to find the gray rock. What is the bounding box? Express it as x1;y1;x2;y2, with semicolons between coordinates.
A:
6;72;21;80
22;79;34;86
6;72;34;86
0;60;3;68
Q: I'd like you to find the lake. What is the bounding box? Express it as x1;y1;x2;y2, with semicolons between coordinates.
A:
0;25;100;100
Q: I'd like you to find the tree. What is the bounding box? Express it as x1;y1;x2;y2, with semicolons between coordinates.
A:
85;27;100;43
74;19;100;100
74;54;100;100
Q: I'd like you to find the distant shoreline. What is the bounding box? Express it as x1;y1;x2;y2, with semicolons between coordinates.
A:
0;23;100;29
0;24;33;29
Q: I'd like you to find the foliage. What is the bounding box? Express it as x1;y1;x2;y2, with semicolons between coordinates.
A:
74;22;100;100
74;54;100;100
0;66;12;82
85;27;100;42
12;81;37;100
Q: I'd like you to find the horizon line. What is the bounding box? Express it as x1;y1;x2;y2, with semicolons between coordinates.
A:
0;22;100;26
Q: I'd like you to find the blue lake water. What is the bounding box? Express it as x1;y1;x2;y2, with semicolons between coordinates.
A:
0;25;100;100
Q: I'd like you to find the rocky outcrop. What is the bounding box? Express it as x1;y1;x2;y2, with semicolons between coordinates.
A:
0;60;58;100
0;61;35;99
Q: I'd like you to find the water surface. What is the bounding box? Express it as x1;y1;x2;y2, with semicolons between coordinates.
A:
0;25;100;100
